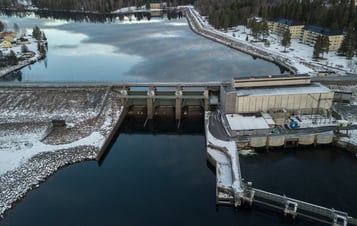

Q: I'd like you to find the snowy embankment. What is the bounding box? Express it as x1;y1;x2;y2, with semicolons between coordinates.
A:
185;7;357;75
0;86;124;218
185;8;310;75
205;112;243;197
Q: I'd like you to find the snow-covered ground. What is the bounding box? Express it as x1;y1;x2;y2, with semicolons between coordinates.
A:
187;7;357;75
228;26;357;74
0;131;104;175
205;112;243;205
0;34;45;78
0;86;124;218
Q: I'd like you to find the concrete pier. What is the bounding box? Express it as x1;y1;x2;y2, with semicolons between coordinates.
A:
96;106;128;162
175;87;182;120
206;112;357;225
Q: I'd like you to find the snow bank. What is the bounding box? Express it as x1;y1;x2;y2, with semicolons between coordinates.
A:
205;112;243;194
0;132;104;175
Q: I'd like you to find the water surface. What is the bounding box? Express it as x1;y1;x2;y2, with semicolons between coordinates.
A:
0;14;286;82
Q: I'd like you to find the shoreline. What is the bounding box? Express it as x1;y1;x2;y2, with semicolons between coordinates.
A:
0;58;36;79
0;85;355;221
0;86;124;219
0;38;47;79
183;7;357;76
0;146;98;218
0;8;356;221
183;8;299;74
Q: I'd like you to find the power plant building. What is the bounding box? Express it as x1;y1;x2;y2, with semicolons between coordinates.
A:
221;75;334;119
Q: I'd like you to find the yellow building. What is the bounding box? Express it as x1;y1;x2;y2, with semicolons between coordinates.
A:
150;3;161;9
1;40;13;48
221;75;334;117
301;25;344;51
149;0;162;9
268;18;304;39
2;32;17;42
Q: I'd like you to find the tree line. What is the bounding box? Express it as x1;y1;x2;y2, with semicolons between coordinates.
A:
27;0;195;12
196;0;356;30
196;0;357;58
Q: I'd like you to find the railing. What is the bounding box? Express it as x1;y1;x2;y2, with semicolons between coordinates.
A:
253;188;357;226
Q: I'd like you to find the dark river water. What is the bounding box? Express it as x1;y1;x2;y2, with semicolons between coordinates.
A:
0;13;356;226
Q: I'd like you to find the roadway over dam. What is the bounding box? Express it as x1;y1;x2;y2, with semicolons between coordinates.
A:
1;77;356;225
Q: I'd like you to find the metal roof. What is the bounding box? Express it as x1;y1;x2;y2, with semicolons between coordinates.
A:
304;25;343;36
236;83;331;97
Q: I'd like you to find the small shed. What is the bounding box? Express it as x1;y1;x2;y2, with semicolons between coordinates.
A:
51;119;66;127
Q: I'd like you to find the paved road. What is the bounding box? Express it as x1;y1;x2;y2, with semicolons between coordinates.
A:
208;111;231;141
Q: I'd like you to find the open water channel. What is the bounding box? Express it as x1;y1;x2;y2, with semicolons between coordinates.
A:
0;13;356;226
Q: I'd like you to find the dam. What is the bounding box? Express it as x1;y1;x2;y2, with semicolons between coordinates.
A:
92;75;355;226
1;75;356;225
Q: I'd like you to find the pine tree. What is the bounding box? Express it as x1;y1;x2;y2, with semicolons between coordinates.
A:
321;35;330;58
32;26;42;40
42;32;47;41
13;23;20;33
281;29;291;52
7;50;18;66
313;35;323;59
0;21;4;32
21;44;29;53
338;25;354;59
261;21;269;39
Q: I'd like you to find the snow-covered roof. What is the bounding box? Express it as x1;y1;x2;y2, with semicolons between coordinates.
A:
236;83;331;97
225;114;270;131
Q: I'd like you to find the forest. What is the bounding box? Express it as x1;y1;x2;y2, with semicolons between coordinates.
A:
0;0;195;12
196;0;356;30
1;0;356;57
196;0;357;57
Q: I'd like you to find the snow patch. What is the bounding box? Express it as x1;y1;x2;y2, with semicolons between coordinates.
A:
0;132;104;175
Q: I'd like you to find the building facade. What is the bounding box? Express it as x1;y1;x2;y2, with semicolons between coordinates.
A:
221;75;334;117
300;25;344;51
268;18;345;51
1;40;13;48
268;18;304;39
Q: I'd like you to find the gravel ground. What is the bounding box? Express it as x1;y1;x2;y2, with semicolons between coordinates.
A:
0;85;124;219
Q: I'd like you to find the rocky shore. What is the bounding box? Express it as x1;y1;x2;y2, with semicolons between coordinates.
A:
0;146;98;218
0;85;124;219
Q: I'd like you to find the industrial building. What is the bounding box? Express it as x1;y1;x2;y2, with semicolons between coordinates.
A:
220;75;334;135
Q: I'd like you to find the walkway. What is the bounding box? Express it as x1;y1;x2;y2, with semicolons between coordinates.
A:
205;111;357;225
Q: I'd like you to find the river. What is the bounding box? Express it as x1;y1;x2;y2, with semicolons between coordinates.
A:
0;13;356;226
0;12;286;82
